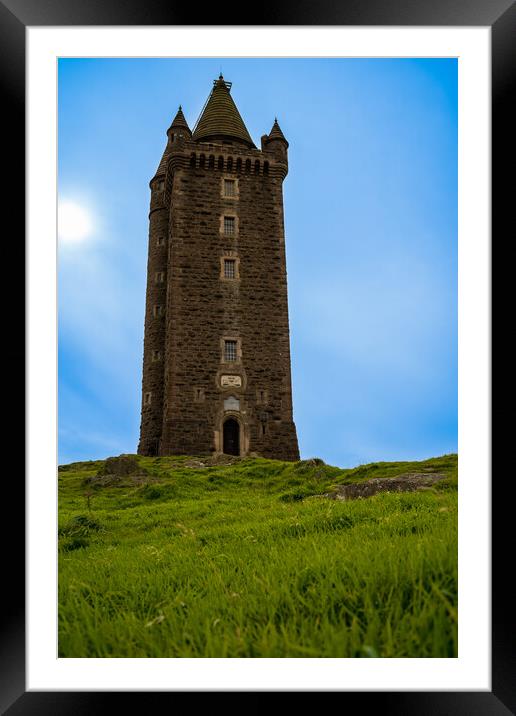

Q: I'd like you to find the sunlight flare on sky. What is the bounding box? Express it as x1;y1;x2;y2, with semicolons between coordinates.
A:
58;199;93;244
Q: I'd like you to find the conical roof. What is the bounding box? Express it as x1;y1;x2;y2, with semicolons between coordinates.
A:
192;76;255;147
168;105;191;135
154;148;169;176
267;118;288;146
154;106;192;177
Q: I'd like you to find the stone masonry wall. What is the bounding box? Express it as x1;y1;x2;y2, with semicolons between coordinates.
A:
139;137;299;461
137;183;169;455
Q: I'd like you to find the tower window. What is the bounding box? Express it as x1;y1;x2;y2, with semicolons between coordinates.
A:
224;340;237;362
224;217;235;235
144;392;152;405
155;271;165;283
224;259;236;279
257;388;268;404
220;254;239;281
151;350;161;362
224;179;236;197
153;305;164;318
194;387;205;402
156;236;166;247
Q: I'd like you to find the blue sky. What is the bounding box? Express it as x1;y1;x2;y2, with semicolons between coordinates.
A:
58;57;457;468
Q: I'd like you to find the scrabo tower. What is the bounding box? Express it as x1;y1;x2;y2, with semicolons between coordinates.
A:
138;75;299;461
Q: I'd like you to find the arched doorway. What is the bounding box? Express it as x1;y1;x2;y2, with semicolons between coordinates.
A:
223;418;240;456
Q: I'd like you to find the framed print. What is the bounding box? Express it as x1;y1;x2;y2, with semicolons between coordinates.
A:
2;0;511;711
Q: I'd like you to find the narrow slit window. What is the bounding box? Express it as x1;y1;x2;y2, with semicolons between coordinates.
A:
151;350;161;362
224;340;237;362
144;392;152;405
153;305;164;318
224;259;236;279
155;271;165;283
156;236;165;247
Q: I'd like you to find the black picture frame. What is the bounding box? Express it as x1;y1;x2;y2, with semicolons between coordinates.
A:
3;0;509;712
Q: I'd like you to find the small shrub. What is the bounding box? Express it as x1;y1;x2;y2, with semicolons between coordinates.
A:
294;458;326;474
309;457;325;466
58;515;103;539
433;477;457;492
140;485;162;500
71;515;102;530
61;536;89;552
279;492;305;502
324;515;356;531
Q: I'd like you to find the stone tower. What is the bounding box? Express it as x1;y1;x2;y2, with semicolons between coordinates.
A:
138;75;299;461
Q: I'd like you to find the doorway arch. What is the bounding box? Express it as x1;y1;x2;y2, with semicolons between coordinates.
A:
223;418;240;456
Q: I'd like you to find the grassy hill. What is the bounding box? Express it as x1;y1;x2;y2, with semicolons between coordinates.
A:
58;453;457;658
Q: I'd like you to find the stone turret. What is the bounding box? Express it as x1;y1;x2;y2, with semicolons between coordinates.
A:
167;105;192;145
263;118;289;165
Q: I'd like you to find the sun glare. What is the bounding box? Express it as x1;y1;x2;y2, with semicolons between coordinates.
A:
58;200;93;243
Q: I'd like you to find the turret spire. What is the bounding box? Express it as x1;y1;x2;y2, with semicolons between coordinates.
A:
168;106;191;136
192;76;255;147
266;118;288;147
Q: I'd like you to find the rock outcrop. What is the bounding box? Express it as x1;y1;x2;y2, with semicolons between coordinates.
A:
326;472;446;501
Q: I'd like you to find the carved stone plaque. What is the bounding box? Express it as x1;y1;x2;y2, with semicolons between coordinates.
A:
221;375;242;388
224;396;240;411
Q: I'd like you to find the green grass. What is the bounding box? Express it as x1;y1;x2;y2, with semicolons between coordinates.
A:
58;453;458;658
